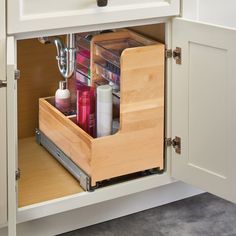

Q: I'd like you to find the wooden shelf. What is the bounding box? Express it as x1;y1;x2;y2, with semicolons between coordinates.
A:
18;137;84;207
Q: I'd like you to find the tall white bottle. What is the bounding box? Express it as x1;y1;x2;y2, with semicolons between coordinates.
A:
96;85;113;137
55;80;71;115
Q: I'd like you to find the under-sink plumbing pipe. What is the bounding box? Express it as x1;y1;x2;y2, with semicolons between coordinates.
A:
38;34;76;79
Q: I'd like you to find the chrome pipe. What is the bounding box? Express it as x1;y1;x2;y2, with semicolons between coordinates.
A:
38;34;76;79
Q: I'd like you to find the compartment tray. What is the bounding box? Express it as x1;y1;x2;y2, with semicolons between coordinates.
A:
95;38;144;67
95;61;120;85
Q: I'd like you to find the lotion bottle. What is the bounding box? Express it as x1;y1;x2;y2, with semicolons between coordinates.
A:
55;80;71;115
96;85;113;137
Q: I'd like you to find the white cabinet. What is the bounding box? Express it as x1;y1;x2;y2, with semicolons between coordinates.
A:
0;0;7;227
198;0;236;28
3;1;236;235
182;0;236;28
7;0;180;34
6;37;18;236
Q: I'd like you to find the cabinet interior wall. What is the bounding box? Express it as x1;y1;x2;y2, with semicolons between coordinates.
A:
17;23;166;208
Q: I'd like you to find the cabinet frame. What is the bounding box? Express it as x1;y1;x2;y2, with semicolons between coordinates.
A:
2;0;236;235
0;0;7;227
7;0;180;34
7;14;236;235
6;20;173;227
0;90;7;227
7;37;18;236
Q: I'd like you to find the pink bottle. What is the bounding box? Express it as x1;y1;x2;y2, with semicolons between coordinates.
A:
77;85;95;137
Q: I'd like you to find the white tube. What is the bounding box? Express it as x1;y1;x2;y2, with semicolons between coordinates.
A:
96;85;113;137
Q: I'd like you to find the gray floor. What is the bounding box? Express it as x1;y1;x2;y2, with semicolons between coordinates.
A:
59;193;236;236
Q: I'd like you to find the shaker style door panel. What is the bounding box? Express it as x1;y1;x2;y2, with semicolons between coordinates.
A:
7;0;179;34
0;0;7;227
172;18;236;203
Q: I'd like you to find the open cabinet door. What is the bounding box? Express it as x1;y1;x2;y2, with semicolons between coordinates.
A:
0;0;7;228
7;36;17;236
171;18;236;203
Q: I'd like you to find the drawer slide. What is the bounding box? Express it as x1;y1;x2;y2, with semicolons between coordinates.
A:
35;129;92;191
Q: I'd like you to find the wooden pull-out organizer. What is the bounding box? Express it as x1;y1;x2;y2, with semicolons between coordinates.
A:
39;30;165;189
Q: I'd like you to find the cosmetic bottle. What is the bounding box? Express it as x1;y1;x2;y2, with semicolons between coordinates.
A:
77;87;96;137
55;80;71;115
96;85;113;137
76;81;90;120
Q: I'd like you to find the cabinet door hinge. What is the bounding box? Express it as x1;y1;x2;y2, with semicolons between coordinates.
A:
15;168;21;181
165;47;182;65
15;69;20;80
0;70;20;88
165;137;181;154
165;49;173;59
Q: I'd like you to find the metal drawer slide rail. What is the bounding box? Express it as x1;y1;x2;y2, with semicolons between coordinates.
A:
35;129;92;191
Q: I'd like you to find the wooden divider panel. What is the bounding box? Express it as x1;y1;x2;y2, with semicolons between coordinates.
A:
91;31;165;185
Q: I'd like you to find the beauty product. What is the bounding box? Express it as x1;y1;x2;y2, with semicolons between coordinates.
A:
95;61;120;85
96;85;113;137
77;64;91;78
76;70;91;86
55;80;71;115
77;86;96;137
76;81;91;122
76;49;90;69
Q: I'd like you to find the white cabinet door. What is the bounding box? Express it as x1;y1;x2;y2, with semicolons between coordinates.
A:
7;0;179;34
171;18;236;203
0;89;7;228
0;0;7;228
6;36;17;236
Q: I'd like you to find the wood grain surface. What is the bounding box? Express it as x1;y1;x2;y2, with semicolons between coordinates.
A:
18;137;84;207
17;38;63;139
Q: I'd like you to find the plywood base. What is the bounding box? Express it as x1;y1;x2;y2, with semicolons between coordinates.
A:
18;137;84;207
